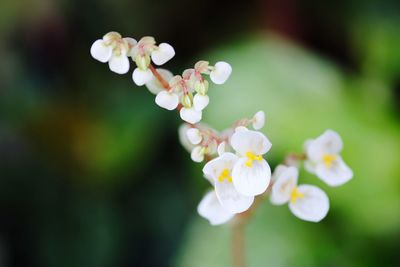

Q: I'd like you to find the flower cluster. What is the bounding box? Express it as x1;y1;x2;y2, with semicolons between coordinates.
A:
90;32;232;124
90;33;353;227
190;127;353;225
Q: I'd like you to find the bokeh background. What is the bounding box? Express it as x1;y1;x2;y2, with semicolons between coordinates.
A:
1;0;400;266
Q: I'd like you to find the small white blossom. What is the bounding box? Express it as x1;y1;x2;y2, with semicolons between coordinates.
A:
186;128;202;145
305;130;353;186
271;165;329;222
145;68;173;94
132;68;153;86
252;111;265;130
197;190;234;225
155;91;179;110
210;61;232;84
203;153;254;213
230;128;272;196
193;94;209;111
151;43;175;65
90;32;132;74
180;107;202;124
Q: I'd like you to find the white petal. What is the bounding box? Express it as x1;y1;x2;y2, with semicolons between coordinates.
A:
155;91;179;110
252;111;265;130
289;185;329;222
304;160;317;174
203;153;239;181
180;107;202;124
197;190;234;225
124;37;137;56
232;158;271;196
178;124;194;152
132;68;153;86
215;180;254;214
270;165;298;205
186;128;202;145
217;142;226;156
307;130;343;161
145;68;173;94
151;43;175;65
235;126;248;133
230;129;272;156
315;156;353;186
191;146;204;162
108;54;130;74
193;94;209;111
210;61;232;84
90;39;112;63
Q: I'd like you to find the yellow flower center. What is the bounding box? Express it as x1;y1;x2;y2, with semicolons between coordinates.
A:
290;187;305;203
245;151;262;167
322;154;337;168
218;169;232;183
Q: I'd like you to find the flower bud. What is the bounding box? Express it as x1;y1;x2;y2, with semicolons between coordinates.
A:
194;80;209;95
186;128;202;145
191;146;206;162
135;54;151;70
181;92;193;108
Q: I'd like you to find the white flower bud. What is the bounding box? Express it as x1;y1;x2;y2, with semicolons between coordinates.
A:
135;54;151;70
180;107;202;124
217;142;226;156
181;93;193;108
210;61;232;84
151;43;175;65
186;128;202;145
132;68;153;86
155;91;179;110
252;111;265;130
193;94;209;111
90;40;112;63
194;80;209;95
191;146;205;162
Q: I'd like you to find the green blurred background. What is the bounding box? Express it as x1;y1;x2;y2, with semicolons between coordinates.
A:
1;0;400;266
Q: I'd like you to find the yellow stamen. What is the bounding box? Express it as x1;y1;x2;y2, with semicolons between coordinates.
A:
245;151;262;167
218;169;232;183
290;187;305;203
322;154;336;168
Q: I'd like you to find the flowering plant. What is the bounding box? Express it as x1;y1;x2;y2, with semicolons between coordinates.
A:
91;31;353;266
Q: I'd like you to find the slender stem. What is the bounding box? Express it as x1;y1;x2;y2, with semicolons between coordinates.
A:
149;64;170;90
232;219;246;267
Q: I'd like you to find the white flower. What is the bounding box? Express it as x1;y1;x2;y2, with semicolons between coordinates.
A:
155;91;179;110
90;32;132;74
180;107;202;124
305;130;353;186
210;61;232;84
145;68;173;94
151;43;175;65
271;165;329;222
193;94;209;111
203;153;254;213
186;128;202;145
230;128;272;196
197;190;234;225
132;68;153;86
252;111;265;130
